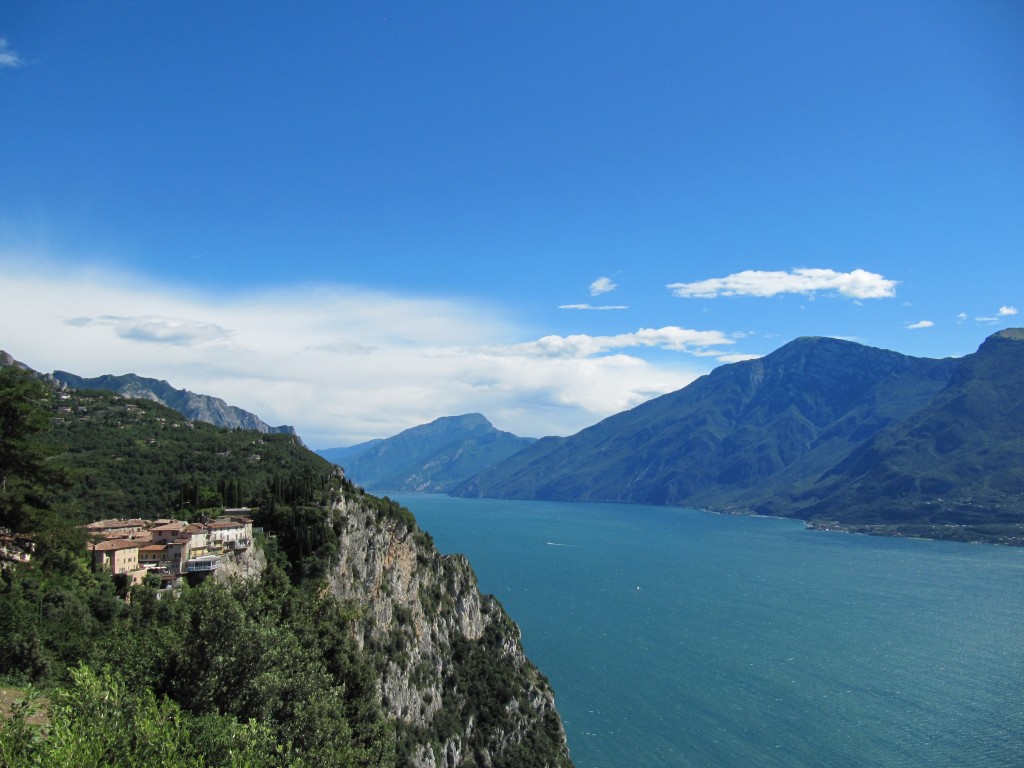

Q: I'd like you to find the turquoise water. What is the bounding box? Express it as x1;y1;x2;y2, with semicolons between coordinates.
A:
393;494;1024;768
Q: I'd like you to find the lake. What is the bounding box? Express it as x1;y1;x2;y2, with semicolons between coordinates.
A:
392;494;1024;768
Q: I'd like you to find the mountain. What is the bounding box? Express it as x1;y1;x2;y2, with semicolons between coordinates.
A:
0;350;32;371
455;336;956;504
316;438;384;466
791;328;1024;531
49;370;297;437
455;330;1024;542
324;413;536;493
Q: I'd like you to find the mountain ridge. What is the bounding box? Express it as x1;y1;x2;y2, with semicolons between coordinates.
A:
453;330;1024;543
44;368;298;438
455;335;957;505
322;413;536;493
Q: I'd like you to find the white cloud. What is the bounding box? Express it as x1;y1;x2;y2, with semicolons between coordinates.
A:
0;39;25;68
667;268;897;300
905;320;934;330
589;276;617;296
1;262;713;447
558;303;628;311
956;312;968;322
67;315;233;346
496;327;734;359
976;316;999;324
999;306;1018;316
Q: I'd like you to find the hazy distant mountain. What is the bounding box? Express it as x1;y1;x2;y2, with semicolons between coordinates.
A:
49;370;297;437
316;439;384;467
324;413;535;493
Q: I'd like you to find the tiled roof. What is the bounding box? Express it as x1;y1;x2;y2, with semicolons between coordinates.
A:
92;539;139;551
150;522;188;532
86;518;147;531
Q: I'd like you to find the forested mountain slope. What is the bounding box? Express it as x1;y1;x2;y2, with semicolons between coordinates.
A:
456;331;1024;543
456;336;955;506
50;369;296;436
0;362;573;767
789;328;1024;532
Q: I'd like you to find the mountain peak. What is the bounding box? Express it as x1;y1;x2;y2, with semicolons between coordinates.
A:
990;327;1024;342
330;413;534;492
433;413;492;427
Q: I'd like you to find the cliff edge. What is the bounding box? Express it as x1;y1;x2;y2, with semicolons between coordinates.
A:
328;493;572;767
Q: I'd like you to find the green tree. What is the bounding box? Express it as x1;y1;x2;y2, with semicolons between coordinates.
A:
0;367;57;532
0;665;280;767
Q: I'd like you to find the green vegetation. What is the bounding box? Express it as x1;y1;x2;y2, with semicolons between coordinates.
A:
1;570;395;766
38;384;334;522
0;367;573;767
433;617;570;768
0;370;388;764
0;367;63;533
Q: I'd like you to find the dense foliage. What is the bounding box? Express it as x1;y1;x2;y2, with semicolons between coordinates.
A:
0;368;574;767
0;367;62;533
0;559;396;766
0;369;395;764
36;383;336;522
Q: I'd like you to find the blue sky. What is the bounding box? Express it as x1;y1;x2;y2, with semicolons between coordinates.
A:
1;1;1022;447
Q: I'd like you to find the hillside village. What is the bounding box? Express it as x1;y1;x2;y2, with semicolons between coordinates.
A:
85;511;255;588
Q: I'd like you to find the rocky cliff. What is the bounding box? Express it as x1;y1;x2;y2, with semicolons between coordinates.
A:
49;370;298;437
328;493;572;767
213;541;269;583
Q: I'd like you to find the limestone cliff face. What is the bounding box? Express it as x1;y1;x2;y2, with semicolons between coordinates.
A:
328;494;573;768
212;543;268;583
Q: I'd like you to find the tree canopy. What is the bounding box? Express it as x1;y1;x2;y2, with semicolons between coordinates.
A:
0;366;59;532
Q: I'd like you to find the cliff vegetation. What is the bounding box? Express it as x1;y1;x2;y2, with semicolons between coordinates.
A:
0;364;573;767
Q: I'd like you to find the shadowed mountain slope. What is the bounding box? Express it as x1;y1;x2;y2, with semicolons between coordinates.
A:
790;329;1024;527
455;336;956;507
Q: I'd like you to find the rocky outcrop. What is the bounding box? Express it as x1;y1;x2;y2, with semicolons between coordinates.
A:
212;542;267;583
200;491;572;766
49;371;298;437
328;494;572;768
